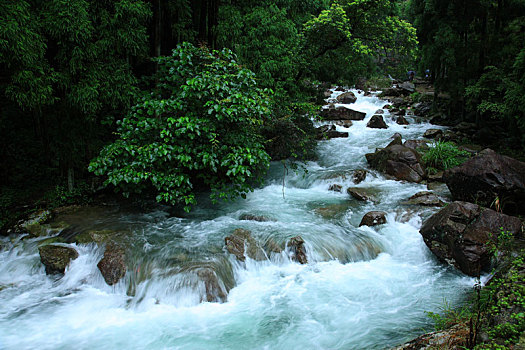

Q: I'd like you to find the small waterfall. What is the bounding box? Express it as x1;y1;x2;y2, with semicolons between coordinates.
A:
0;90;475;350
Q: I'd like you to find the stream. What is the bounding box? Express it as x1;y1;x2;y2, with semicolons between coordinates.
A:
0;90;477;350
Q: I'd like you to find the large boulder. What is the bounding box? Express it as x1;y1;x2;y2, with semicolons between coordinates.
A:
196;268;228;303
320;106;366;121
39;244;79;274
443;149;525;215
359;211;387;227
225;229;266;262
367;115;388;129
288;236;307;264
336;91;357;104
365;145;426;183
420;201;523;276
97;243;126;285
347;188;378;203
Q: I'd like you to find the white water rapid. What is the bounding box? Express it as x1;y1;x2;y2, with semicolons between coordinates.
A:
0;90;477;350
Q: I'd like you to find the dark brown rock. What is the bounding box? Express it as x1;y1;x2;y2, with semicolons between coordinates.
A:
97;244;126;285
335;86;345;92
383;104;392;109
403;139;428;150
366;144;425;183
39;245;79;275
316;124;349;139
443;149;525;215
419;201;523;276
288;236;307;264
374;109;384;114
320;106;366;121
423;128;444;139
359;211;387;227
328;184;343;192
225;229;266;262
367;115;388;129
396;115;409;125
402;191;445;207
443;149;525;214
336;91;357;104
386;133;403;148
239;214;271;222
347;188;378;203
352;169;367;184
334;120;353;128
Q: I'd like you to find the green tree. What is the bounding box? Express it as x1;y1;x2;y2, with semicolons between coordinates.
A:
89;43;272;211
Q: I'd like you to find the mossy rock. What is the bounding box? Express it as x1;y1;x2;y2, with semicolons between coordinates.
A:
39;244;79;275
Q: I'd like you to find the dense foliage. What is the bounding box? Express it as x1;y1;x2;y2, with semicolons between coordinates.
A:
89;44;272;210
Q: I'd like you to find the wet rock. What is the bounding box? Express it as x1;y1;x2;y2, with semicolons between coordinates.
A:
367;115;388;129
19;210;53;236
352;169;367;184
443;149;525;215
347;188;378;203
386;133;403;148
395;115;409;125
239;214;271;222
320;106;366;121
423;128;444;139
402;191;445;207
314;203;351;219
39;244;79;275
374;109;384;114
392;323;468;350
336;91;357;104
392;109;406;116
359;211;387;227
315;125;349;140
264;237;283;254
413;102;432;118
403;139;428;151
288;236;307;264
427;171;444;182
420;201;523;276
328;184;343;192
334;120;353;128
323;89;332;98
383;104;392;109
380;88;402;97
97;243;126;285
197;268;228;303
335;86;345;92
225;228;266;262
366;145;425;183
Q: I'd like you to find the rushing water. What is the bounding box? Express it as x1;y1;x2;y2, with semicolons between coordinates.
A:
0;90;477;350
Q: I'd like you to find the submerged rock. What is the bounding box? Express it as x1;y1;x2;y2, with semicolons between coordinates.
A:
420;201;523;276
239;214;271;222
39;244;79;275
225;228;266;262
443;148;525;215
367;115;388;129
288;236;307;264
197;268;228;303
347;188;378;203
328;184;343;192
395;115;409;125
316;125;349;140
97;243;126;285
359;211;387;227
314;203;351;219
320;106;366;121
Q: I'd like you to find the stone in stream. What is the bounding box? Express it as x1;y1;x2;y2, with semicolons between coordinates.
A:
352;169;367;184
423;128;443;139
328;184;343;192
419;201;523;276
386;133;403;148
395;115;410;125
334;120;353;128
443;148;525;216
39;244;79;275
374;109;384;114
315;125;349;140
319;105;366;121
402;191;445;207
335;86;345;92
359;211;387;227
403;139;428;151
347;188;378;203
366;115;388;129
17;210;53;236
239;213;272;222
288;236;307;264
336;91;357;104
225;228;266;262
314;203;351;219
365;144;426;183
97;243;126;285
196;268;228;303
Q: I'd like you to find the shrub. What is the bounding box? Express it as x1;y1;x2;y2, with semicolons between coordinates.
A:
421;140;470;171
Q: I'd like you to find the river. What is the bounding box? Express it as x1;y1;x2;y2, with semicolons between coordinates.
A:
0;90;476;349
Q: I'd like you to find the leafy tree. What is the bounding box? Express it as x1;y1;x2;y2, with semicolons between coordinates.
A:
89;43;272;211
